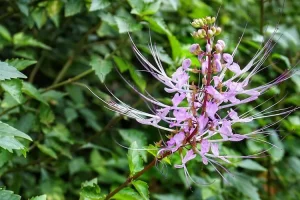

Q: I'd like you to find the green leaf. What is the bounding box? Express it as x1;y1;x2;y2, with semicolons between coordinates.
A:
7;58;37;71
91;56;113;83
0;136;25;153
271;53;291;68
39;104;55;125
47;0;63;27
15;113;36;133
80;178;102;199
65;0;84;17
167;34;181;60
269;132;284;162
22;82;48;105
132;180;149;200
114;16;142;33
32;7;48;29
128;0;162;16
29;194;47;200
69;157;88;175
113;56;129;72
1;79;24;104
64;107;78;123
113;56;146;91
112;187;141;200
119;129;147;162
0;150;13;168
142;16;170;34
13;32;51;50
37;144;58;159
0;25;11;41
90;0;110;11
225;173;260;200
0;121;32;141
128;141;143;176
0;189;21;200
0;61;27;81
238;159;267;171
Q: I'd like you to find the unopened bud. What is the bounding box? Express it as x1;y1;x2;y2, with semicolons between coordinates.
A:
211;26;216;34
215;27;222;35
208;29;214;37
211;17;216;23
206;16;212;23
189;44;202;55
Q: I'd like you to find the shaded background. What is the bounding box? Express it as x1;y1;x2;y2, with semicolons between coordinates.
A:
0;0;299;199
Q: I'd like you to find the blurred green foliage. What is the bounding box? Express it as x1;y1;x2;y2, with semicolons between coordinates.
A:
0;0;299;199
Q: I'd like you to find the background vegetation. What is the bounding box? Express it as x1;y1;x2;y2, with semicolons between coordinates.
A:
0;0;299;199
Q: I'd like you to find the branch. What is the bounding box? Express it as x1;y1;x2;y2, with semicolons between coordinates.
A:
104;152;171;200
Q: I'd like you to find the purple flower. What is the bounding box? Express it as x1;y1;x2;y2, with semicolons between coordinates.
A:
97;16;297;183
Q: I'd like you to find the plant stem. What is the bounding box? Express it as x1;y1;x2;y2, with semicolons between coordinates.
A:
104;152;171;200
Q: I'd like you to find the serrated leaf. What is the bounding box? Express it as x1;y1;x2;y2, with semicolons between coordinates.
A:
32;7;48;29
0;61;27;80
0;189;21;200
132;180;149;200
142;16;170;34
47;0;63;27
1;79;24;104
0;136;25;152
13;32;51;50
22;82;48;105
114;16;142;33
90;0;110;11
112;187;141;200
39;104;55;125
128;141;143;176
29;194;47;200
0;121;32;141
37;144;58;159
119;129;147;162
7;58;37;71
80;178;102;199
128;0;162;16
91;56;113;83
238;159;267;171
65;0;84;17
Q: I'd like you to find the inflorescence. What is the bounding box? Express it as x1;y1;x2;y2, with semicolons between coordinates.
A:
97;16;297;183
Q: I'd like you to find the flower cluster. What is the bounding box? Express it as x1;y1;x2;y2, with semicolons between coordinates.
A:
101;16;296;182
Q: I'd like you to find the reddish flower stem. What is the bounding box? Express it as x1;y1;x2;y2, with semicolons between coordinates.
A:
104;152;171;200
186;32;212;142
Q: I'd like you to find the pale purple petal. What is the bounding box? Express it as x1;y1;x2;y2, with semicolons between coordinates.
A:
211;143;219;156
182;59;191;70
223;53;233;64
172;93;186;107
227;62;241;74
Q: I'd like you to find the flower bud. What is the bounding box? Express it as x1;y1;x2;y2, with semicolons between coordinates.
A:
215;27;222;35
207;29;214;37
206;16;212;23
211;17;216;23
211;26;216;34
189;44;202;55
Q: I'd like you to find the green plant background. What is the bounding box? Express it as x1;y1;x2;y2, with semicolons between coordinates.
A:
0;0;299;199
